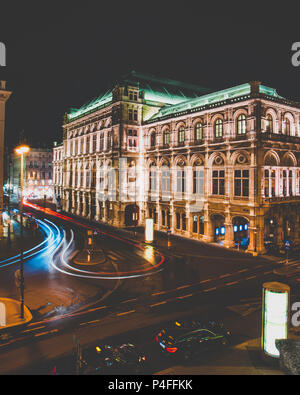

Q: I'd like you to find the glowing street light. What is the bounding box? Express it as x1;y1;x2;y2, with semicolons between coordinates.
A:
15;144;30;319
145;218;154;244
262;282;290;359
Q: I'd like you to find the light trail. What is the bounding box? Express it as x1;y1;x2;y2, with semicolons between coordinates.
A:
0;219;61;268
25;201;166;279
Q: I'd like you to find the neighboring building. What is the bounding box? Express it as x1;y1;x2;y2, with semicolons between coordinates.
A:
10;147;53;202
0;80;11;235
54;71;300;254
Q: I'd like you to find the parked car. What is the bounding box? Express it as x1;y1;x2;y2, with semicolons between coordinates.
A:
155;319;231;361
82;343;147;374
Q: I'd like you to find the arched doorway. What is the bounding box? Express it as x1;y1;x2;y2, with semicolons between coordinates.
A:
233;216;249;249
211;214;225;243
125;204;139;226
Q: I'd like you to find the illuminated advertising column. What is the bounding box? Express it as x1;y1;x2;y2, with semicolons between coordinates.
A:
262;282;290;358
145;218;154;243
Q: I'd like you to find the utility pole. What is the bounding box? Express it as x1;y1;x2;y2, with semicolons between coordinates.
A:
15;145;30;319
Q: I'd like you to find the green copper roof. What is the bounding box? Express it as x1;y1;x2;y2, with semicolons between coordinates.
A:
147;82;284;121
67;90;113;121
119;71;211;105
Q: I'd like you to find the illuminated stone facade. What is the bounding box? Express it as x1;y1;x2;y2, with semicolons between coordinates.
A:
54;72;300;254
10;147;53;201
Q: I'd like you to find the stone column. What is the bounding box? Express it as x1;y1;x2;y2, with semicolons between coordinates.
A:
223;213;235;248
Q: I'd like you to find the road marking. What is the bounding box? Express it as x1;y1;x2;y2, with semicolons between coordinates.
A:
263;270;273;275
22;326;45;333
116;310;135;316
219;273;231;278
108;255;118;261
86;305;108;314
176;284;191;290
152;290;168;296
86;319;101;325
199;279;212;284
226;281;238;286
177;293;194;299
238;268;248;273
121;298;138;303
203;287;217;292
34;329;58;337
245;275;257;280
150;301;167;307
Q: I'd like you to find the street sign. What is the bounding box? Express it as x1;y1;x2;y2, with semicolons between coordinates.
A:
285;240;291;250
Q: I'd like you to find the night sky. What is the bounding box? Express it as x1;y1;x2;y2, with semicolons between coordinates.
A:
1;1;300;149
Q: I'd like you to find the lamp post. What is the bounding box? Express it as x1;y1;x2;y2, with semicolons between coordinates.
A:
254;228;257;256
15;145;30;319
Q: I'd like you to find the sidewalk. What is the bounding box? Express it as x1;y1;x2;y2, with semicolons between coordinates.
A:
0;298;32;331
155;338;285;375
0;218;43;261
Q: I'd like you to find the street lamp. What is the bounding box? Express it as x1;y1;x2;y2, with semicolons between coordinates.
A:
15;145;30;319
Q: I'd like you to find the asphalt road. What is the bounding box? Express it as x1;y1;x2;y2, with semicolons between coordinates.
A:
0;204;299;374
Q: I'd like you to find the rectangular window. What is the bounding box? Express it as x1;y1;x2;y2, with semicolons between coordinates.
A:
182;213;186;231
176;213;180;229
162;169;171;193
177;169;185;193
193;169;204;195
234;169;249;197
212;170;225;195
128;109;133;121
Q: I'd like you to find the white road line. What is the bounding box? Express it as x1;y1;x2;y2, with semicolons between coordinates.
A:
219;273;231;278
203;287;217;292
152;290;168;296
176;284;191;290
121;298;138;303
150;301;167;307
245;275;257;280
117;310;135;316
199;279;212;284
177;293;194;299
22;326;46;333
108;255;118;261
226;281;238;286
34;329;58;337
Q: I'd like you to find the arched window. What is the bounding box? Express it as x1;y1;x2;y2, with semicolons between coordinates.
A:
237;114;246;135
283;118;291;135
266;114;273;132
214;118;223;138
195;122;203;141
178;126;185;143
163;129;170;146
150;132;156;147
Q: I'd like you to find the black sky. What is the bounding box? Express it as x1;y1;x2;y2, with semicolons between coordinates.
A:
1;0;300;148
